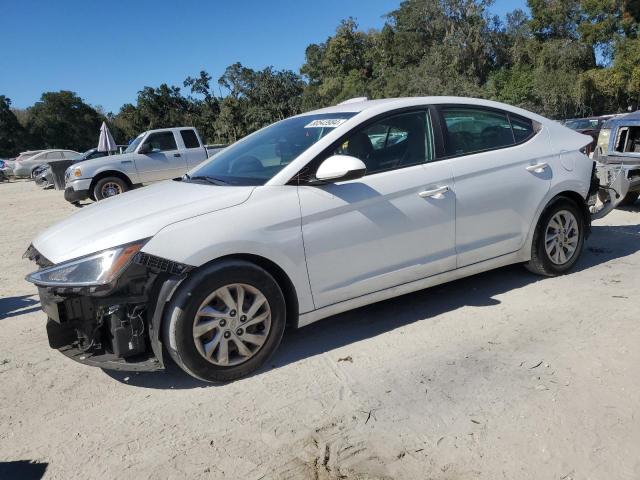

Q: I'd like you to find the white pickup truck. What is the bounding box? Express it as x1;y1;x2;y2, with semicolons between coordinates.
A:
64;127;221;203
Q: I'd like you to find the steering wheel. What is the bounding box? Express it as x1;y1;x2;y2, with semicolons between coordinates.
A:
229;155;264;174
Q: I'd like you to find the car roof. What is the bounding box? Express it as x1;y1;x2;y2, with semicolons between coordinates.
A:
603;111;640;127
300;96;549;123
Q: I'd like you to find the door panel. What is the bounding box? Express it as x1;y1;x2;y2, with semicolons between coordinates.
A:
451;130;552;266
299;161;456;308
134;132;186;183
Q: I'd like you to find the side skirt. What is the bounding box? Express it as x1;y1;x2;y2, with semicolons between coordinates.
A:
296;250;524;328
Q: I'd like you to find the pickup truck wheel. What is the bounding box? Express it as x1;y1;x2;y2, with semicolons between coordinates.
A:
94;176;128;200
163;261;286;382
525;198;585;277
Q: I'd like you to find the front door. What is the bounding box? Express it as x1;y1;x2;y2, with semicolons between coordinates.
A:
135;131;187;182
298;109;456;309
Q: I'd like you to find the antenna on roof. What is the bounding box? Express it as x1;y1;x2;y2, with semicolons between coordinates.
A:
337;97;368;105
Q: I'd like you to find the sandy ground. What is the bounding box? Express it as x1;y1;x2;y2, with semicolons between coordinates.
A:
0;180;639;480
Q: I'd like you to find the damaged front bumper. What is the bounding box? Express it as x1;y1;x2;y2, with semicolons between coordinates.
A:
27;248;190;372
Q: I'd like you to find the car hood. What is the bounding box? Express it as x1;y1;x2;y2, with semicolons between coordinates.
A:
32;180;255;264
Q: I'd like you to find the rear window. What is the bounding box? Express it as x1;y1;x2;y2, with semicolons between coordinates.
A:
180;129;200;149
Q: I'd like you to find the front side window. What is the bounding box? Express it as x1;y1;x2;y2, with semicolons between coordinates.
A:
441;107;514;156
332;110;434;175
180;129;200;149
188;112;356;186
144;132;177;152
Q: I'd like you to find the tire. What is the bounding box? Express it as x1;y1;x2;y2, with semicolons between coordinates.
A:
93;176;128;200
163;260;286;382
598;190;639;207
525;197;585;277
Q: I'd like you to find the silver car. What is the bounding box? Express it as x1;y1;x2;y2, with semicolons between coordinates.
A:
13;149;79;178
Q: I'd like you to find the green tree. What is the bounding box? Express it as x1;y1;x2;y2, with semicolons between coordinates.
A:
0;96;28;157
26;91;104;151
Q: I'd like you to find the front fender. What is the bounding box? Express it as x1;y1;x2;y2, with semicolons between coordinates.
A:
141;186;315;314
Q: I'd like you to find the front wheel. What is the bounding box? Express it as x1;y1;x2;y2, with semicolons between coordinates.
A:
93;176;128;200
525;198;585;277
163;261;286;382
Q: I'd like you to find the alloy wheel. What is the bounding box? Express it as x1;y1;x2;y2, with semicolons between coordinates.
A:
192;283;271;366
544;210;579;265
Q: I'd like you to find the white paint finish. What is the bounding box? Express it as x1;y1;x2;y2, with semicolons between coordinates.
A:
298;250;523;327
450;129;553;267
33;181;254;264
143;186;315;313
298;161;456;308
32;97;599;327
315;155;366;181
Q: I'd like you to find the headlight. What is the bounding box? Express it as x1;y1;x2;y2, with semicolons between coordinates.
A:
72;167;82;177
25;241;146;287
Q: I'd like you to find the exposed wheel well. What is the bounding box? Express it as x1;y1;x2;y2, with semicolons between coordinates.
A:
90;171;133;194
199;254;299;328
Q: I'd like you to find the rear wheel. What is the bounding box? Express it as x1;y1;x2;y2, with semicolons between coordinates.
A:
93;176;128;200
526;198;585;276
163;261;286;382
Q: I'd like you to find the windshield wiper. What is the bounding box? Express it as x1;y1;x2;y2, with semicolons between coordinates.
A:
184;174;230;186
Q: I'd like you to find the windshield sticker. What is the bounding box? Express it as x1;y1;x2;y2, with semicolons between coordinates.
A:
304;118;348;129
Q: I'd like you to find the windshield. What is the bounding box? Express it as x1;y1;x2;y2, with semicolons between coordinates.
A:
187;112;357;186
72;149;94;161
566;119;599;130
125;134;145;154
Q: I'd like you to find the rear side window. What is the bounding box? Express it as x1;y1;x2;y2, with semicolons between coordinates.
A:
180;129;200;149
511;115;535;142
441;107;514;156
144;132;177;152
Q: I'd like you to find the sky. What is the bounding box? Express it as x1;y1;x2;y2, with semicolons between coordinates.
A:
0;0;528;113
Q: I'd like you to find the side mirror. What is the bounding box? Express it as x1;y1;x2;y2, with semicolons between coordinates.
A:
314;155;366;183
138;143;151;154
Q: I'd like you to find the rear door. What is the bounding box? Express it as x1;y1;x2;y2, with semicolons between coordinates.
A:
437;105;551;267
179;129;209;168
134;131;187;182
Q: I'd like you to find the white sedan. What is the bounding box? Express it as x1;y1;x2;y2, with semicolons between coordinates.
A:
26;97;605;382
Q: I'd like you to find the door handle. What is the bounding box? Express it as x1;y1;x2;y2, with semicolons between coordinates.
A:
120;160;132;164
174;153;181;157
418;186;449;198
526;162;548;173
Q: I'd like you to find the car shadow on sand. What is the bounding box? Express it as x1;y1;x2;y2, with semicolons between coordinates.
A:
103;222;640;389
0;460;48;480
0;295;41;320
